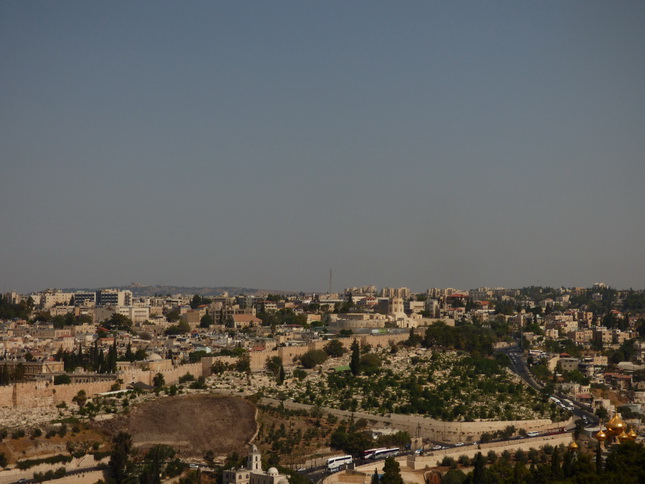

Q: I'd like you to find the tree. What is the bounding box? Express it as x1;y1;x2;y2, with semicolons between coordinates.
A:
200;314;214;328
359;353;382;375
380;457;403;484
236;353;251;374
140;444;176;484
164;320;190;336
153;373;165;389
53;374;71;385
265;356;283;378
109;432;134;483
166;308;180;322
211;361;227;375
104;313;133;331
277;365;285;385
604;440;645;482
595;406;609;420
300;350;328;369
350;339;360;376
324;339;346;357
72;390;87;409
471;452;486;484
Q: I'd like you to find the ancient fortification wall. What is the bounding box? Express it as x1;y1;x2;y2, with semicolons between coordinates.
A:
0;361;207;410
0;333;409;409
240;333;410;371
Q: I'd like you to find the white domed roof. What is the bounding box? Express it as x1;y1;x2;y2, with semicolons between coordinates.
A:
147;353;163;361
267;467;279;476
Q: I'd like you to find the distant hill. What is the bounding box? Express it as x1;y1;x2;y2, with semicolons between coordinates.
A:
61;283;294;297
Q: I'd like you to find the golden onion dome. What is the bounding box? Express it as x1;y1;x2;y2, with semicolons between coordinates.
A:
595;430;607;441
569;440;579;450
627;428;638;440
606;414;627;435
617;430;630;443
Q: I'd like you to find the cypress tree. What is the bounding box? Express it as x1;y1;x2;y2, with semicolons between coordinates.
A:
350;339;360;376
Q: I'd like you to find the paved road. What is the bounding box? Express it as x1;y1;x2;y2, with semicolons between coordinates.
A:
498;344;599;428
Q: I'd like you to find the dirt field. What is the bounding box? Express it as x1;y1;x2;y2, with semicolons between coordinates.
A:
100;394;257;457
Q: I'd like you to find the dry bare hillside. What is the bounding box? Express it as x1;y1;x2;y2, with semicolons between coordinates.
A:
100;394;257;457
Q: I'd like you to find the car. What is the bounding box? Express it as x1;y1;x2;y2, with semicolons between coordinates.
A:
454;442;465;447
432;445;442;450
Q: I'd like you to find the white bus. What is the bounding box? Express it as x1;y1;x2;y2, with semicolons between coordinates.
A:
372;448;400;460
362;448;387;459
327;455;353;472
527;431;540;437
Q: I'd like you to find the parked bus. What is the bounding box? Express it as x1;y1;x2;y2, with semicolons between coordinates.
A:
361;448;387;459
327;455;353;472
527;431;540;437
372;448;400;460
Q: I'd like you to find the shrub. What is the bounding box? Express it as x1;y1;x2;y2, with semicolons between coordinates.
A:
292;369;307;380
17;454;72;470
487;450;497;463
441;456;456;467
300;350;328;369
179;373;195;383
53;374;71;385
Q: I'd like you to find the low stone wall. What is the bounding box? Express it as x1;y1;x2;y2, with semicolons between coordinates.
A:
0;455;108;484
260;397;571;443
405;433;573;470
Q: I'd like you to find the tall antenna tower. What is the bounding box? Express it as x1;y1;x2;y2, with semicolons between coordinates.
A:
329;268;332;294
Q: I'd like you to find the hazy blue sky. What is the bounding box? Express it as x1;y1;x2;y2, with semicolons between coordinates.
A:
1;1;644;294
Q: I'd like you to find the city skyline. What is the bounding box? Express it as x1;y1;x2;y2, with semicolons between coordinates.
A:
2;1;645;294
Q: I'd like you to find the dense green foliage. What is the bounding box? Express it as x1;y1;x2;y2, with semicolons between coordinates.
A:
277;350;558;421
16;453;72;470
0;295;33;320
300;350;328;369
422;323;498;356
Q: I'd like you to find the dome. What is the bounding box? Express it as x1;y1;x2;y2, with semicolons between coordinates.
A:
147;353;163;361
606;414;626;435
267;467;279;476
617;430;630;443
627;428;638;440
595;430;607;441
569;440;578;450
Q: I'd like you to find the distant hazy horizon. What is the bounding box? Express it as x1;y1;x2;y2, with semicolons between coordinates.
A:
8;279;644;297
2;2;644;294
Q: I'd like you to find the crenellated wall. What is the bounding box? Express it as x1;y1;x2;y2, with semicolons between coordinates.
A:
0;361;208;410
0;333;409;410
205;333;411;372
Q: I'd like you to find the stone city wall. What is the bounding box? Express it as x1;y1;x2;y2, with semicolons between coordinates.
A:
0;333;409;410
209;333;411;372
0;361;208;410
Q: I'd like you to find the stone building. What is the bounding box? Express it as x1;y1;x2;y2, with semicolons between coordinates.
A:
223;446;288;484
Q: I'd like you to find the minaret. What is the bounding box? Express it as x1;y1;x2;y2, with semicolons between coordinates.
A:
247;445;262;471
